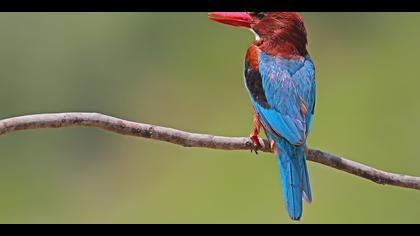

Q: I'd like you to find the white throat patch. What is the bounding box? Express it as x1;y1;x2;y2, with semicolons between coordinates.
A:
250;29;260;41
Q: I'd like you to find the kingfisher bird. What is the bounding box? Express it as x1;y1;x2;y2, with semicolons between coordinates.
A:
208;12;316;221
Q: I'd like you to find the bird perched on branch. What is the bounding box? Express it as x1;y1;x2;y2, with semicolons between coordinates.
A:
208;12;316;221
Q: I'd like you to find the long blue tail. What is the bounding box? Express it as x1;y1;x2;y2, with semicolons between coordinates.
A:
275;139;312;221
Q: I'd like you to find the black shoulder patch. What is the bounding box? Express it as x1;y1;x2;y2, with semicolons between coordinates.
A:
244;63;270;109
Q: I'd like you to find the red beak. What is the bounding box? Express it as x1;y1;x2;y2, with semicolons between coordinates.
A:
208;12;253;28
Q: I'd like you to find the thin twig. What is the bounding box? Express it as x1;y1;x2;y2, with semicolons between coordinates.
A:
0;112;419;190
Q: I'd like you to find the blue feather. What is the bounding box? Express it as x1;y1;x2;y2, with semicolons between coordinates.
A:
274;138;309;221
244;51;315;220
256;52;315;145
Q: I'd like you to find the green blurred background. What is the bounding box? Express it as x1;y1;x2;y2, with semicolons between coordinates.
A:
0;13;419;223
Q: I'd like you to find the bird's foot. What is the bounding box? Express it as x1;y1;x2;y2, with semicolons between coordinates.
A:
249;133;262;154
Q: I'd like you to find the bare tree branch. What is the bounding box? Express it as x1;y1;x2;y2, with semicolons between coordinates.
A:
0;112;419;190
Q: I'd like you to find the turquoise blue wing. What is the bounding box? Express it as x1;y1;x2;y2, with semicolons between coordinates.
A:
251;52;315;145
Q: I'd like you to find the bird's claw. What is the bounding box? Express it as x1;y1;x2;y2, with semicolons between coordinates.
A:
249;134;262;154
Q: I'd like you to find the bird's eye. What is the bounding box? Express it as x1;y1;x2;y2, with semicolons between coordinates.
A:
252;12;265;19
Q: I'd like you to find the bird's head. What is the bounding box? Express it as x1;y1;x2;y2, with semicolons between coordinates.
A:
208;12;308;57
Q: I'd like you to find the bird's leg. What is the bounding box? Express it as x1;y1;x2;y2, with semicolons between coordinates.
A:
250;108;263;154
270;140;276;153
